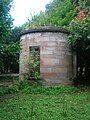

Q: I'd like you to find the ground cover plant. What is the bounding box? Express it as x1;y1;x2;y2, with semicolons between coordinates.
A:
0;85;90;120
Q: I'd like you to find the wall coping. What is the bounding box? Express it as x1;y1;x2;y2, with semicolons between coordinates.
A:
20;26;69;36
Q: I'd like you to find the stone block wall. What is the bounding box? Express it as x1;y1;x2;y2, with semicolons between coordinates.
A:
20;27;75;85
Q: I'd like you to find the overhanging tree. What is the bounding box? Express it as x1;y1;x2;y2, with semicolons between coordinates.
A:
0;0;13;43
0;0;21;74
68;0;90;85
23;0;75;28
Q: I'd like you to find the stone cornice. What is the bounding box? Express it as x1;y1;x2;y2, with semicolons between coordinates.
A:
20;26;69;36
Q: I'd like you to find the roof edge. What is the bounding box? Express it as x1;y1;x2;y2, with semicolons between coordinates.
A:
20;26;69;36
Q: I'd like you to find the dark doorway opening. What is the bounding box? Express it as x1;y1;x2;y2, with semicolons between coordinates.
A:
29;46;40;80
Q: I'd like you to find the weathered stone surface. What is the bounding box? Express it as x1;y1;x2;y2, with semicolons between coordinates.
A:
42;73;57;79
41;50;53;55
41;57;60;67
20;26;75;85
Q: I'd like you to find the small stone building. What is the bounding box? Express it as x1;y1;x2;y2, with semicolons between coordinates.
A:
20;26;75;85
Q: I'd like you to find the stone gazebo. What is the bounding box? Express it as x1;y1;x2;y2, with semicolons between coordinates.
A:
20;26;74;85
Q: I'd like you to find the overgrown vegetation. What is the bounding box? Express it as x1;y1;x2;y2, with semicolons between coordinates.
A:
28;50;40;81
23;0;90;86
0;0;22;74
0;80;77;95
68;0;90;85
0;42;20;74
24;0;76;28
0;85;19;95
18;81;80;95
0;75;19;82
0;1;90;119
0;85;90;120
0;0;90;85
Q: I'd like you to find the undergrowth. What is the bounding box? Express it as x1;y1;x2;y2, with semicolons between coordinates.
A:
0;80;83;96
0;85;19;95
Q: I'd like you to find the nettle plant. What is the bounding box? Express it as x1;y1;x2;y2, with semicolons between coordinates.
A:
28;50;40;81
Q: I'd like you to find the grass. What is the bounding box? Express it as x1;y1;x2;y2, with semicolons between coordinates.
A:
0;85;90;120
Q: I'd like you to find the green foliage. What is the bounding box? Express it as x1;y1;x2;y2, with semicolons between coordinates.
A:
28;50;40;80
0;75;19;82
22;85;80;95
0;0;13;43
9;27;22;43
68;15;90;85
18;80;80;94
78;0;90;8
45;0;76;26
0;42;20;74
0;87;90;120
69;18;90;46
0;0;22;74
0;78;80;96
19;80;31;90
0;85;19;95
23;0;75;29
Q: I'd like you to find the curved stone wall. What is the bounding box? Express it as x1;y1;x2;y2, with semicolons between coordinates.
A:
20;26;74;85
